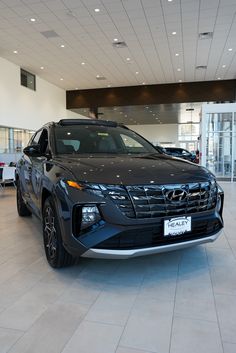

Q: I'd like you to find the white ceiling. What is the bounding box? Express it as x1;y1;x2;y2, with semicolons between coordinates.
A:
0;0;236;90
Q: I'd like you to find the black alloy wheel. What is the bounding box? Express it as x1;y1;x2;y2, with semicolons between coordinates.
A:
42;197;75;268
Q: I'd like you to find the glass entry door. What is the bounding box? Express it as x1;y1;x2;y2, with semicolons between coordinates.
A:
205;112;234;181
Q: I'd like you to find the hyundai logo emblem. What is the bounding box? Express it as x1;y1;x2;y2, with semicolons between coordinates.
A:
166;189;188;202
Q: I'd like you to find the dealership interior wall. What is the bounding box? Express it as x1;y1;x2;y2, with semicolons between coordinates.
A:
1;1;236;353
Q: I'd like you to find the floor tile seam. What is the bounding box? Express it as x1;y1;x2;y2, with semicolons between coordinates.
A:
168;250;182;353
0;325;25;333
55;300;96;353
224;233;236;261
117;344;157;353
205;247;225;353
113;264;149;353
173;313;219;324
222;340;236;345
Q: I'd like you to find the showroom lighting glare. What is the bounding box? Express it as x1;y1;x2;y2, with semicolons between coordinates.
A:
96;75;100;78
60;44;65;48
172;31;177;35
217;77;221;80
142;82;145;85
222;64;226;68
228;48;233;51
107;84;111;87
135;71;139;74
81;62;85;65
30;18;36;22
40;66;44;70
179;79;182;82
94;8;100;12
75;87;79;90
175;53;179;56
13;50;18;54
60;78;63;81
113;38;118;42
126;57;131;61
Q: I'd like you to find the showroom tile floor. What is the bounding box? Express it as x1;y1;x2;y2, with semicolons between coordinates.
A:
0;182;235;353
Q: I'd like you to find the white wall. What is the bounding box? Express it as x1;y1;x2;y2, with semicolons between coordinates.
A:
0;56;83;131
127;124;178;146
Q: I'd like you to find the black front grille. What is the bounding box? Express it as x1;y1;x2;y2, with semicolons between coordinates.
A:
104;182;218;219
94;218;222;250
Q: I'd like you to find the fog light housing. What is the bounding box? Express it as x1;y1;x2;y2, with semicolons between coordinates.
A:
81;205;101;230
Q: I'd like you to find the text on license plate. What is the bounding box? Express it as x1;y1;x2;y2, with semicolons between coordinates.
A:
164;216;192;236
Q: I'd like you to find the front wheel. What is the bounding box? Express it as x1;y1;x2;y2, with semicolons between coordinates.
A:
42;197;75;268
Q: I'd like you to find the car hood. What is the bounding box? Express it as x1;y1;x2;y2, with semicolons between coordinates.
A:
54;153;213;185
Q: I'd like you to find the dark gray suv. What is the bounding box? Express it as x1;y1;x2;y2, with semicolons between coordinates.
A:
16;119;224;268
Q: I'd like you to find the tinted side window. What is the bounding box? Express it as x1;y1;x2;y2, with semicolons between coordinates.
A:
31;130;42;145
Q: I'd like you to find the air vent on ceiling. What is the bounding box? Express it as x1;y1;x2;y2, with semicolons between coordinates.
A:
199;32;213;40
96;76;106;80
112;41;127;48
41;30;59;38
196;65;207;70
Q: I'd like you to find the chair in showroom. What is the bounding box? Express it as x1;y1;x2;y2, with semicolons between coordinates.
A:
1;166;16;188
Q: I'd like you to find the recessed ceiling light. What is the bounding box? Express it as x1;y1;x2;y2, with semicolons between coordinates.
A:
107;84;111;87
81;62;85;65
60;44;65;48
13;50;18;54
135;71;139;74
40;66;44;70
172;31;177;35
142;82;145;85
30;18;36;22
177;68;181;71
168;0;173;2
179;79;182;82
75;87;79;90
126;57;131;61
113;38;118;42
175;53;179;56
217;77;221;80
60;78;63;81
222;64;226;68
94;8;100;12
228;48;233;51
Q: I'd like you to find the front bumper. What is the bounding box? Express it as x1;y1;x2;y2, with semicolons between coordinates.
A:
82;229;222;259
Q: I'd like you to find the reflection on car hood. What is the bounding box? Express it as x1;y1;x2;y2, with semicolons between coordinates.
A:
54;153;213;185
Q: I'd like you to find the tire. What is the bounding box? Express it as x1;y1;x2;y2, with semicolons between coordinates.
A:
16;182;32;217
42;196;75;268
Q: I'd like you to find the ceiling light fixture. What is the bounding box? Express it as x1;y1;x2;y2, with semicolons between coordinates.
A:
179;79;182;82
30;18;36;22
126;57;131;61
222;64;226;68
177;68;181;71
228;48;233;51
81;62;85;65
75;87;79;90
60;78;63;81
13;50;18;54
135;71;139;74
217;77;221;80
96;75;100;78
142;82;145;85
40;66;44;70
113;38;118;42
94;8;100;12
172;31;177;35
107;84;111;87
60;44;65;48
175;53;179;56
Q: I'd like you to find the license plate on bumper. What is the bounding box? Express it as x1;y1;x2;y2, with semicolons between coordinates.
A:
164;216;192;236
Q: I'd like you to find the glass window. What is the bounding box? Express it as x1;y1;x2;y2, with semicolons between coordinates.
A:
20;69;36;91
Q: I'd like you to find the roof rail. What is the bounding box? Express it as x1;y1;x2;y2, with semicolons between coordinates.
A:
58;119;118;127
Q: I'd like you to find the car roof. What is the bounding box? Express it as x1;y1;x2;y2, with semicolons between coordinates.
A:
43;119;129;129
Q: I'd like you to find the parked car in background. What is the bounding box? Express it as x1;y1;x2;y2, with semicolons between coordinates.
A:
16;119;224;268
163;147;196;162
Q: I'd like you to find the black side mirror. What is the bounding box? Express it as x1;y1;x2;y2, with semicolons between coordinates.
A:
23;144;42;157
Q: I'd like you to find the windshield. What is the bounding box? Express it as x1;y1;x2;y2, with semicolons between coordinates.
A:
54;125;157;155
